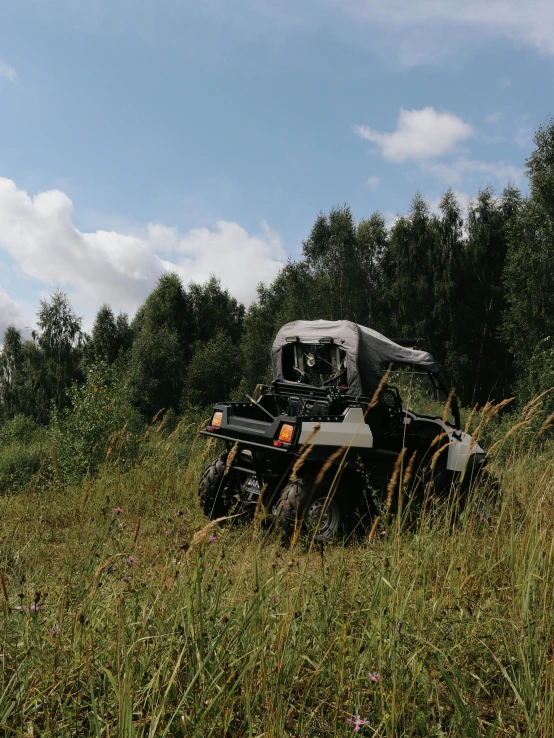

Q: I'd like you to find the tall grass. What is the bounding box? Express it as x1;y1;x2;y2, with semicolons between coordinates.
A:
1;410;554;736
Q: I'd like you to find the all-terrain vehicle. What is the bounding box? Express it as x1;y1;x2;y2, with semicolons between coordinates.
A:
198;320;491;542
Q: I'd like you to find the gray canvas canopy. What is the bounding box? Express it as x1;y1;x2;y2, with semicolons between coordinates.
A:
272;319;451;398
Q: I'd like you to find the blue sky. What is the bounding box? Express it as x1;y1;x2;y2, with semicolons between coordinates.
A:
1;0;553;334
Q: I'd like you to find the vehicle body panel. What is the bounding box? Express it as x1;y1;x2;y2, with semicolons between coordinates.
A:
299;407;374;448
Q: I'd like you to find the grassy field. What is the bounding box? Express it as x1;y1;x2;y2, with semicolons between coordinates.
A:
1;407;554;737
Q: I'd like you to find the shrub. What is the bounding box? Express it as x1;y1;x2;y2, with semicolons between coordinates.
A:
0;414;39;446
518;336;554;409
50;362;143;479
0;415;48;493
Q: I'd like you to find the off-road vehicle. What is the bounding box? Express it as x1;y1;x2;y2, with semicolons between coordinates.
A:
198;320;491;542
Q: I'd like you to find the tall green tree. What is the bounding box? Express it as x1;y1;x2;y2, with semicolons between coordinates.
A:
382;194;440;349
36;290;84;419
502;118;554;406
462;186;519;404
526;116;554;214
302;205;361;321
90;305;132;364
132;272;192;349
188;277;245;345
127;273;192;417
0;328;45;422
0;326;23;420
436;190;464;346
115;312;133;355
355;212;388;328
502;201;552;367
184;331;242;407
0;291;85;422
123;326;184;419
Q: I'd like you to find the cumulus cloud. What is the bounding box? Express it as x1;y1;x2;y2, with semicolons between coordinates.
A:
0;61;18;83
0;178;285;318
172;220;286;301
355;107;521;191
367;176;380;189
354;108;473;163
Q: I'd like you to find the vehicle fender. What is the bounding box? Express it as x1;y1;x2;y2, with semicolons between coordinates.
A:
446;431;485;472
299;407;373;448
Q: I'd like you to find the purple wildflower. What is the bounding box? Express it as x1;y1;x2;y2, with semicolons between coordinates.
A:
396;619;404;635
39;514;44;522
270;593;280;604
112;506;123;515
14;605;28;613
379;529;386;536
165;529;172;537
49;626;58;637
126;556;138;567
123;576;132;583
208;534;217;543
175;510;183;517
367;670;381;682
347;715;370;733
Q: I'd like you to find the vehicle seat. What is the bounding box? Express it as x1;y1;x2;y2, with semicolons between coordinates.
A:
286;397;305;416
380;385;404;436
304;400;329;416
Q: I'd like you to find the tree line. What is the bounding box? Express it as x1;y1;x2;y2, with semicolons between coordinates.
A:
2;117;554;429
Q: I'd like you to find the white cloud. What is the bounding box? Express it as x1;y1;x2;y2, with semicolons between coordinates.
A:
423;156;523;186
0;178;285;319
355;108;523;192
17;0;554;67
171;219;286;303
146;223;179;252
0;61;18;83
332;0;554;58
354;108;473;163
367;176;380;189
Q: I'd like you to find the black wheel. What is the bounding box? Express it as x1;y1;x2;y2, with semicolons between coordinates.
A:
273;475;351;544
431;458;498;516
460;463;500;516
431;466;456;497
198;454;241;520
